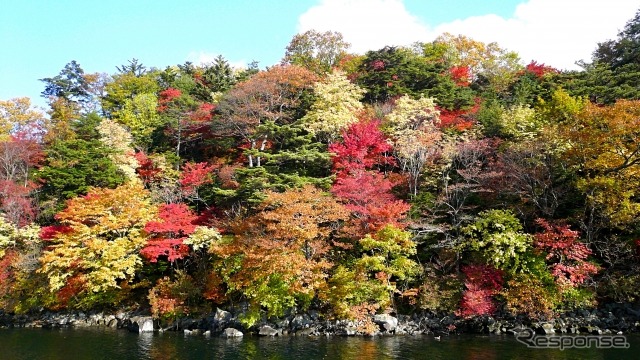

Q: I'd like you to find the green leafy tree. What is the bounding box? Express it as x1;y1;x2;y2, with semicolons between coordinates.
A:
321;225;420;319
113;93;162;151
506;65;559;107
356;46;474;109
102;71;160;117
535;88;587;123
355;225;420;306
462;209;533;273
282;30;351;74
561;9;640;104
496;104;543;140
36;138;125;211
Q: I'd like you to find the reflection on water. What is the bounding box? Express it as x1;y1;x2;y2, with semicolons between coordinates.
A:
0;328;637;360
137;332;153;354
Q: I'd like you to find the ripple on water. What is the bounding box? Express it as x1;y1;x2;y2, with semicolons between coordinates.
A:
0;329;638;360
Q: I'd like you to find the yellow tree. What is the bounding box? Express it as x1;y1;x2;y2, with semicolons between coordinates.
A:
97;119;139;180
113;93;162;151
301;70;365;142
0;217;42;311
102;71;160;116
536;88;588;124
39;181;157;306
0;97;46;139
562;100;640;229
497;104;542;140
385;95;442;196
355;225;420;307
282;30;351;74
43;97;81;143
428;33;522;92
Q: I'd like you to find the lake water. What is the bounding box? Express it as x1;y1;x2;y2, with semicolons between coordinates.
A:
0;328;637;359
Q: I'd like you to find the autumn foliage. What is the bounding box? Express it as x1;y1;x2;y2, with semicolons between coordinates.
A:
329;119;393;173
330;120;409;233
458;264;503;317
179;162;215;196
5;13;640;322
209;185;348;325
38;182;156;303
524;61;558;78
141;203;199;263
534;219;598;288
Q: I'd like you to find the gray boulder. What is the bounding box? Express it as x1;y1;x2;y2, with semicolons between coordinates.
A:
374;314;398;332
259;325;280;336
105;315;118;328
222;328;243;338
214;308;232;323
291;314;313;330
128;316;154;333
540;322;556;335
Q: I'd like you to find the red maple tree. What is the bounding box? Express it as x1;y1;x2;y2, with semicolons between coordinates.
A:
458;264;503;317
449;66;471;86
179;162;216;197
524;61;559;78
436;98;480;132
141;203;200;263
157;88;182;112
329;119;393;174
534;219;598;287
330;120;409;234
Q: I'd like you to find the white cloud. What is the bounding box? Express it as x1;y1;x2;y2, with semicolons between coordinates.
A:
297;0;431;54
186;51;249;69
435;0;639;70
186;51;220;65
298;0;639;70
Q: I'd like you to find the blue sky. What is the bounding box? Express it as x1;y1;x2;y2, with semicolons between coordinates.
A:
1;0;637;110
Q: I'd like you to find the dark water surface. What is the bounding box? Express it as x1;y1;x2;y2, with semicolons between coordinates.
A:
1;328;638;359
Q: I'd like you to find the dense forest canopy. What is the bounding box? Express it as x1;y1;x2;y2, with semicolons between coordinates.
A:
2;10;640;327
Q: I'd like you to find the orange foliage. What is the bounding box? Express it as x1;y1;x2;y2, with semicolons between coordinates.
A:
209;185;348;316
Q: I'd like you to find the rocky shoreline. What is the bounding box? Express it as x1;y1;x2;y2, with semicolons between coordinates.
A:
2;303;640;338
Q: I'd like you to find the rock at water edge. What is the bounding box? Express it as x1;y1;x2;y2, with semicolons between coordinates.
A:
222;328;244;338
259;325;280;336
129;316;155;333
374;314;398;332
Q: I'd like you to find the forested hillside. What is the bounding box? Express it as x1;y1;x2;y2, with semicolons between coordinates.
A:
1;9;640;327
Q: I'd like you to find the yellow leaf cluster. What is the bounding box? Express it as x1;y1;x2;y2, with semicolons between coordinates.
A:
0;97;46;139
302;70;364;141
563;100;640;226
97;119;139;180
39;181;157;293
